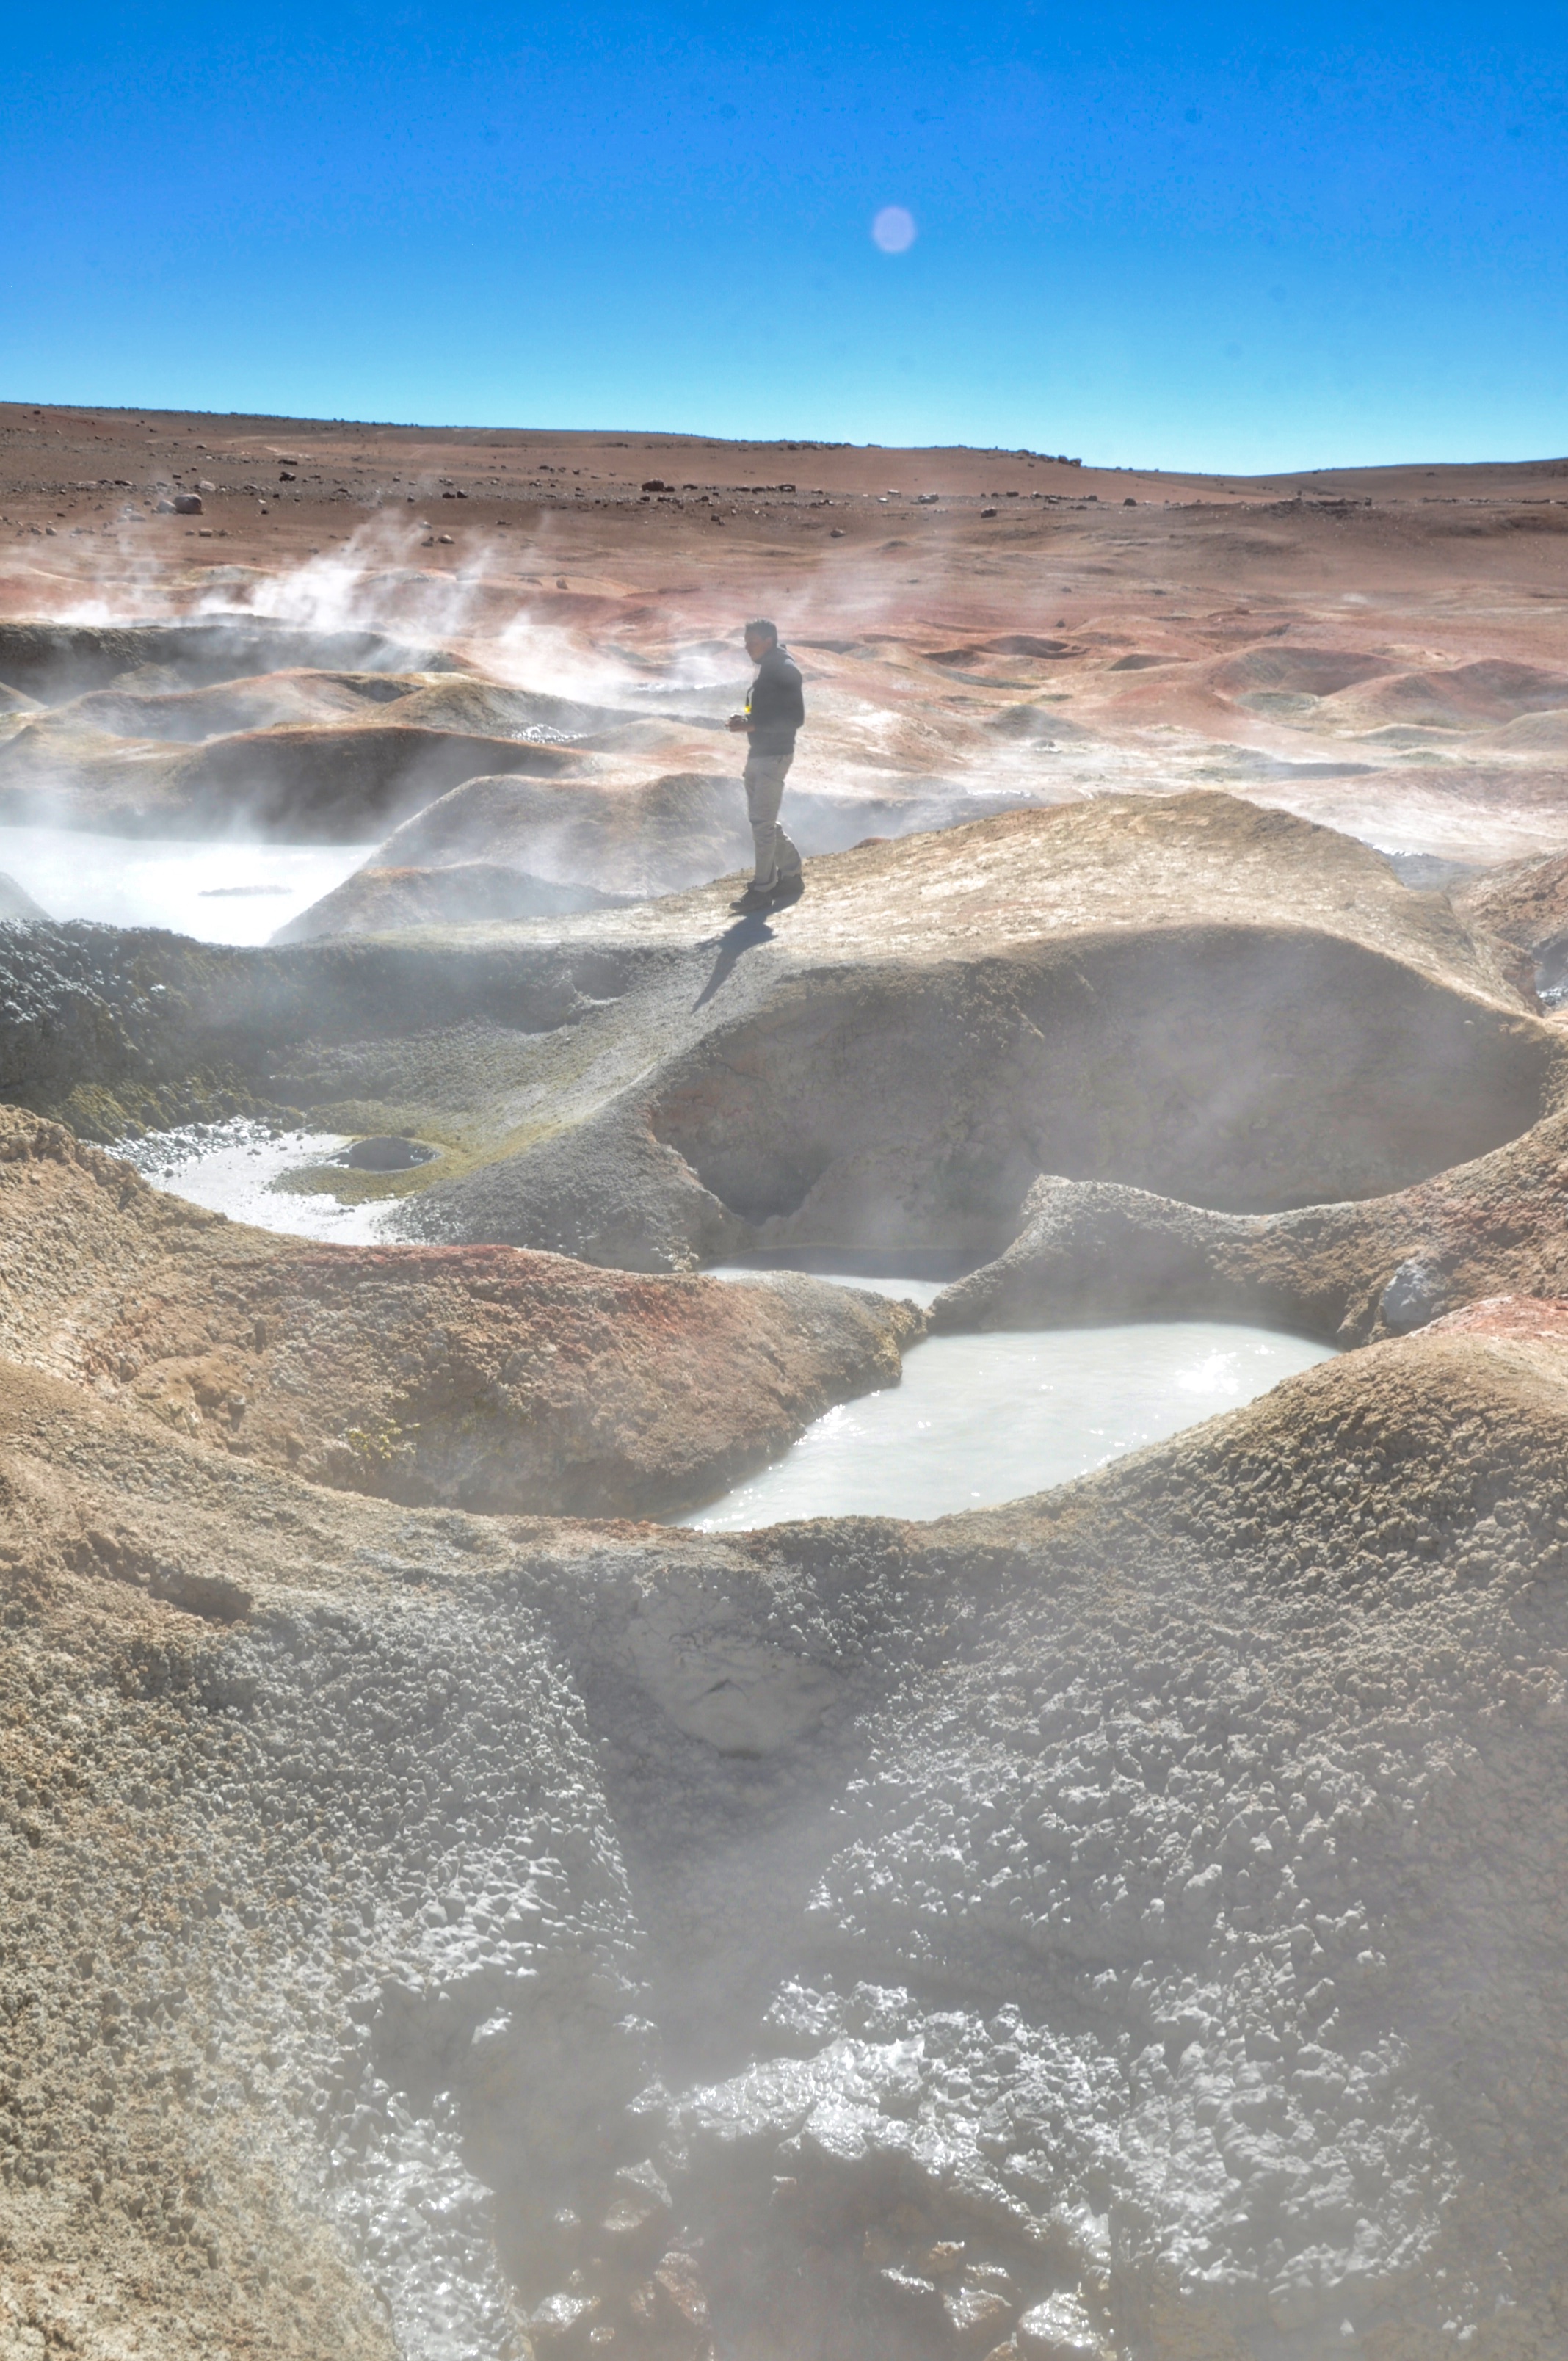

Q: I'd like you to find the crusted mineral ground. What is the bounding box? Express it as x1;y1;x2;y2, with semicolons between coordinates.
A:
4;1310;1568;2357
7;418;1568;872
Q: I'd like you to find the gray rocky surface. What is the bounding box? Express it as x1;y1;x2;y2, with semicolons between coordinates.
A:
5;1312;1568;2357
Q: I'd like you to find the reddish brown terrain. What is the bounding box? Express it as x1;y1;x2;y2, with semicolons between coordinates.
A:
3;400;1567;866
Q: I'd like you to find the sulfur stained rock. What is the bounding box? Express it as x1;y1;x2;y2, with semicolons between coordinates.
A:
600;2160;673;2257
530;2286;601;2345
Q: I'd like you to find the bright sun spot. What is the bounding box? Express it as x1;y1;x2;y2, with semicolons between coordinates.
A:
871;204;918;253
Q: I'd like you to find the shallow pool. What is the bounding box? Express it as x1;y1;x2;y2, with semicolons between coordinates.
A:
678;1321;1332;1528
117;1119;395;1242
0;824;374;944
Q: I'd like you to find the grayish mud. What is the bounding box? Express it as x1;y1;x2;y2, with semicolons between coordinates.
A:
680;1321;1332;1528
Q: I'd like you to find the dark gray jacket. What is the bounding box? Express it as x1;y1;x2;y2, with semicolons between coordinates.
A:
745;645;805;755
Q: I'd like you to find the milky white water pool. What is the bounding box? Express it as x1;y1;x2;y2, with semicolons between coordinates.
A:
117;1136;1332;1526
0;825;374;944
679;1321;1333;1528
118;1120;396;1241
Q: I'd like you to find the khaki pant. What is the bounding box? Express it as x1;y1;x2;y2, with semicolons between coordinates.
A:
744;748;803;891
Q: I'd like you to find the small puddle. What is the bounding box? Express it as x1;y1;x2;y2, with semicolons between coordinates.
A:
679;1317;1332;1528
117;1119;397;1241
0;824;376;944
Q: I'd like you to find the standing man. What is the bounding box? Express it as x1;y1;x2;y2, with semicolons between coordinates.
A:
727;619;805;912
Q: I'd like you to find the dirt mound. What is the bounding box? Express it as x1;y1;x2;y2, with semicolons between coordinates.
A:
322;766;756;904
169;722;589;838
383;673;639;739
0;869;48;923
0;794;1552;1272
0;615;464;701
1453;847;1568;988
393;793;1556;1265
930;1069;1568;1342
645;927;1546;1241
1427;1291;1568;1340
1207;644;1395;698
0;715;589;838
59;666;432;743
281;770;1045;941
276;860;634;941
983;703;1096;742
1334;658;1568;730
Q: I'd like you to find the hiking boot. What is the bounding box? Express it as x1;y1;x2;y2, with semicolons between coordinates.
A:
769;874;805;908
730;884;776;913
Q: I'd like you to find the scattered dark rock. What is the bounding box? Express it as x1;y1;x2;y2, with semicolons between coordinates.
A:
335;1135;440;1172
1379;1255;1451;1334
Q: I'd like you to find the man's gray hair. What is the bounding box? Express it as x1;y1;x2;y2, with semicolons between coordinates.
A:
744;618;779;645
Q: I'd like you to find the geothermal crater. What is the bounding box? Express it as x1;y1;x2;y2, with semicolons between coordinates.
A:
5;413;1568;2361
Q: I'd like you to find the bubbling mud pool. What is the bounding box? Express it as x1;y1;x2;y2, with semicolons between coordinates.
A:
0;823;376;943
680;1315;1334;1526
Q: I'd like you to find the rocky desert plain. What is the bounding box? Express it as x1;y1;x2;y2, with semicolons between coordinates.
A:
3;400;1568;2361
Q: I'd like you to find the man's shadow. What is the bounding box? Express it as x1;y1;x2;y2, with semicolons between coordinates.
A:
694;911;775;1008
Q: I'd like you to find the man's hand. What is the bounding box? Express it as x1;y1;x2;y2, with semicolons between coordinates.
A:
726;714;752;733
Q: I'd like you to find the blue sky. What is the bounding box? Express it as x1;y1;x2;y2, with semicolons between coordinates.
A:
4;2;1566;470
